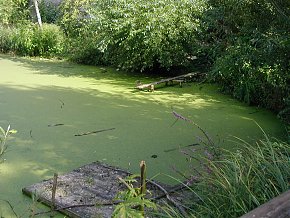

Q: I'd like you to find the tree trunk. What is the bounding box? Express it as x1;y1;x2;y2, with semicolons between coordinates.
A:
33;0;42;28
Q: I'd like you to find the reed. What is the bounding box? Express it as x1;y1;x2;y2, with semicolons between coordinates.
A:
162;112;290;217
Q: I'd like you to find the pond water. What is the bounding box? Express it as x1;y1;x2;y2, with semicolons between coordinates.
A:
0;54;285;216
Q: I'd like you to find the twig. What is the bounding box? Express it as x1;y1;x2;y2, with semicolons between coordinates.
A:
150;184;186;200
172;111;214;147
74;128;115;136
146;180;188;217
48;124;64;127
0;199;18;217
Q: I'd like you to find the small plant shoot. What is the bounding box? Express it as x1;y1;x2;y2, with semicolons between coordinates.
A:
0;125;17;158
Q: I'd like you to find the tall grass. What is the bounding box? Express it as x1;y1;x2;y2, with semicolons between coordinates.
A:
0;23;64;57
189;137;290;217
163;112;290;217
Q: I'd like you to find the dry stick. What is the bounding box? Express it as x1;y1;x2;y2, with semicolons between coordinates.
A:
48;124;64;127
139;160;146;215
51;173;58;216
147;180;188;217
74;128;115;136
172;111;214;147
164;143;199;153
0;199;18;217
151;184;186;201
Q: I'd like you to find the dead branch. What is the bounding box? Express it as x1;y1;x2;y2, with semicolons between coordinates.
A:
74;128;115;136
146;180;188;217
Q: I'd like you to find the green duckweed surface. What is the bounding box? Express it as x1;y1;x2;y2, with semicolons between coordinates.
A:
0;54;285;216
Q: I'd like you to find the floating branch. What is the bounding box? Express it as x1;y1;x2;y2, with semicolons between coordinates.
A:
172;111;214;147
48;124;64;127
147;179;188;217
164;143;199;153
0;199;18;217
74;128;116;136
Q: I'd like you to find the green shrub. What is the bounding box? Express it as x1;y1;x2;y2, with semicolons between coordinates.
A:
59;0;92;37
59;0;205;72
0;23;64;57
211;35;289;112
0;0;30;25
11;24;35;56
201;0;290;115
64;36;104;65
0;26;13;53
96;0;205;72
32;23;64;57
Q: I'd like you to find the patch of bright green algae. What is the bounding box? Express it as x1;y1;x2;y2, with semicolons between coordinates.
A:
0;54;285;216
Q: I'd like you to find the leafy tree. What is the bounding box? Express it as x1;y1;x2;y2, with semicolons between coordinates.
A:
201;0;290;114
59;0;93;37
59;0;206;72
0;0;30;25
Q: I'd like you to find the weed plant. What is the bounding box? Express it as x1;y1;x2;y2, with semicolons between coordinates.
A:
112;175;157;218
0;125;17;159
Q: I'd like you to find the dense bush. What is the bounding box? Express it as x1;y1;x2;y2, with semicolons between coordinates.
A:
0;23;64;57
59;0;93;37
97;0;205;72
0;26;13;53
0;0;30;25
64;35;104;65
201;0;290;115
212;38;289;111
59;0;205;72
31;23;64;56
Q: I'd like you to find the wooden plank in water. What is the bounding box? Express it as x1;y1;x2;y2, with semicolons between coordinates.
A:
22;161;180;218
135;72;199;90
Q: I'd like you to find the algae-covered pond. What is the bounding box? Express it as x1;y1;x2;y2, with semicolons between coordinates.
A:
0;54;285;216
